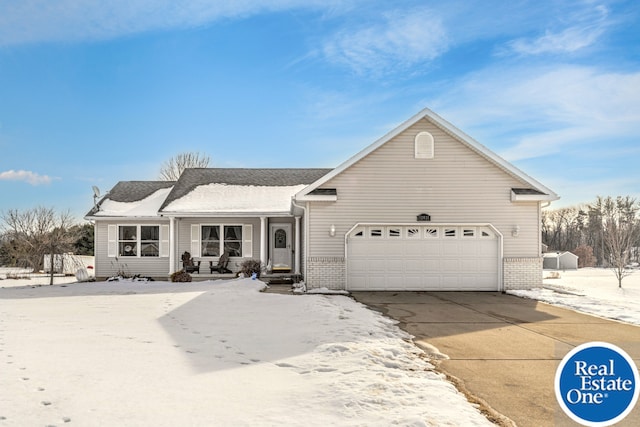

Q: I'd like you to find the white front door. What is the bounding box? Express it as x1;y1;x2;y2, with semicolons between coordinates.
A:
270;223;292;272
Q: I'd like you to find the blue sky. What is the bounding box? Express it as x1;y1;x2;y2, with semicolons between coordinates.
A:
1;0;639;221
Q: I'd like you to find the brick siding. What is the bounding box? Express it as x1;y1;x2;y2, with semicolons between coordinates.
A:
306;257;346;290
503;257;543;290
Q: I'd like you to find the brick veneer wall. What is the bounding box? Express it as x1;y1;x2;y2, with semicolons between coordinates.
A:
306;257;346;290
503;257;543;290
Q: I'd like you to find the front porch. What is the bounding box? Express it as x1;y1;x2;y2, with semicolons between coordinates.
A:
169;215;303;278
183;271;303;285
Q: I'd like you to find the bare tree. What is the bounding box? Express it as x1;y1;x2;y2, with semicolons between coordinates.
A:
1;207;78;285
159;152;211;181
590;196;640;287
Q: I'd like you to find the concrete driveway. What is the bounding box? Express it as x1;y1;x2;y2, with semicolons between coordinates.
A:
351;291;640;427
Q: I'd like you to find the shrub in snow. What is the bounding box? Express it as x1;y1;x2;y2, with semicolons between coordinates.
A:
170;270;192;282
240;259;263;279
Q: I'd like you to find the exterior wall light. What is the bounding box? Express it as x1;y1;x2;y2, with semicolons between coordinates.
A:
329;224;336;237
512;226;520;237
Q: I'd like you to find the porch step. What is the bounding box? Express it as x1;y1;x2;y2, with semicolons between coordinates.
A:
266;277;294;285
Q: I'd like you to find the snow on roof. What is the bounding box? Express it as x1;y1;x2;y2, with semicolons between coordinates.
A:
162;183;307;214
94;188;173;217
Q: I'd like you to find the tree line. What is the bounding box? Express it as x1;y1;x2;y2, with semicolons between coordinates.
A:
542;195;640;286
0;207;93;283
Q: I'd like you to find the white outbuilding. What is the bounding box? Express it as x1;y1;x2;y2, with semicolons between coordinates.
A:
543;251;579;270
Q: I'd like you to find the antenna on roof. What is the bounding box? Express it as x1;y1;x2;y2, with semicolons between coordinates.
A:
92;186;101;209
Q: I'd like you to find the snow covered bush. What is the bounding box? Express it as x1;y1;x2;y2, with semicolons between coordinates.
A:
170;270;192;282
240;259;263;278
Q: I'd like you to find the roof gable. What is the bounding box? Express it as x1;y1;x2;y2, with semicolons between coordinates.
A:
296;108;559;202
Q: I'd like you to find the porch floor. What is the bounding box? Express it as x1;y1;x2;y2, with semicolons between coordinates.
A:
187;272;302;287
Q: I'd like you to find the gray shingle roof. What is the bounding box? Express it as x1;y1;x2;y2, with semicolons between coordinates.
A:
86;181;175;216
159;168;332;212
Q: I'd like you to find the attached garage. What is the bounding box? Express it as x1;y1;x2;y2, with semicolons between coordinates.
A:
346;224;501;291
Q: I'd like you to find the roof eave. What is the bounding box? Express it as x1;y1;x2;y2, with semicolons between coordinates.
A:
294;195;338;202
159;210;294;218
511;191;560;203
85;214;166;221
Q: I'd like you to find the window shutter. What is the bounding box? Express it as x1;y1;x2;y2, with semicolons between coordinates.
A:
415;131;434;159
160;225;169;258
108;224;117;258
242;224;253;258
190;224;201;257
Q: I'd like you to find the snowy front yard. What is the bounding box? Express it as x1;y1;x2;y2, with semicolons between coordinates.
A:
2;268;637;426
0;277;491;427
509;268;640;326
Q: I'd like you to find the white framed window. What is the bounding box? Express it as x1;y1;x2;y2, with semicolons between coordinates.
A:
224;225;243;257
462;228;476;238
119;225;137;257
197;224;250;257
201;225;221;256
112;225;163;258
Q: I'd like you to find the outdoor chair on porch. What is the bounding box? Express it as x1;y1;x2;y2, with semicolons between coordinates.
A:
181;251;200;274
210;251;232;274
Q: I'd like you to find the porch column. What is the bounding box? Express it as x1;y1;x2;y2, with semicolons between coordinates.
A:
294;216;301;275
169;217;176;274
260;216;268;266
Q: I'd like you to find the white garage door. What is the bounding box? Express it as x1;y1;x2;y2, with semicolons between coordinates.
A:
347;224;500;291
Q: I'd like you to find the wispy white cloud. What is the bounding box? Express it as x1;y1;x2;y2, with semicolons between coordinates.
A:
430;65;640;161
503;3;610;55
0;0;352;46
321;7;449;76
0;170;54;185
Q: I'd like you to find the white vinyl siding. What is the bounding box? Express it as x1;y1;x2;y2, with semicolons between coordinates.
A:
95;220;171;279
306;117;541;259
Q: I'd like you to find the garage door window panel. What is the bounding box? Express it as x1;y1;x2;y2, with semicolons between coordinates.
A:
388;227;401;238
370;228;383;238
406;227;421;238
425;228;438;238
463;228;476;238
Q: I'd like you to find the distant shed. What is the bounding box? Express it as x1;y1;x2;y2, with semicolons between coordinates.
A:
543;251;579;270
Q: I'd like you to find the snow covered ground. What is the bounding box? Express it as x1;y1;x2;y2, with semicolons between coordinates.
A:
3;268;636;426
0;277;492;427
509;268;640;325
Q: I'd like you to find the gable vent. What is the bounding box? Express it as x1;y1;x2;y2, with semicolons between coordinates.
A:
415;131;434;159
